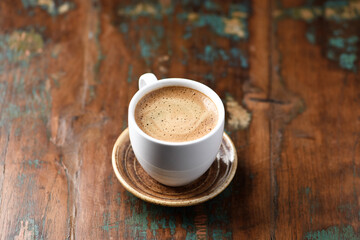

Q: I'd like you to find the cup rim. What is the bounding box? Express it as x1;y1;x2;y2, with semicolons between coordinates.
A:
128;78;225;146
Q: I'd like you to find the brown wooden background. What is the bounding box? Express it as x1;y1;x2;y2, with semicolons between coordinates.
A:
0;0;360;239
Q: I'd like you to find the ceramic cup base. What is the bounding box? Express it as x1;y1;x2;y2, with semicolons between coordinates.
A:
112;128;238;207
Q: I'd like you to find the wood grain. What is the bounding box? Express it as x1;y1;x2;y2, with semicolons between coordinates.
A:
0;0;359;239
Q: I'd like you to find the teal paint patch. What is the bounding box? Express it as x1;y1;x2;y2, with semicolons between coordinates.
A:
207;186;233;239
28;159;40;168
182;215;196;240
274;1;360;72
17;173;27;187
338;203;355;219
347;36;359;45
120;23;128;33
15;217;42;240
213;229;232;240
101;212;120;232
139;39;152;65
107;174;113;186
150;221;159;236
123;192;198;238
93;20;105;83
0;30;52;135
198;45;218;63
118;2;174;20
230;47;248;68
204;0;220;11
340;53;357;70
116;193;121;206
327;50;336;60
204;73;215;82
124;193;148;239
1;103;22;126
0;29;44;65
177;12;248;40
21;0;75;16
169;216;176;235
176;2;249;40
0;82;7;102
183;31;192;40
197;45;248;68
305;225;360;240
329;37;345;48
306;30;316;44
154;25;165;38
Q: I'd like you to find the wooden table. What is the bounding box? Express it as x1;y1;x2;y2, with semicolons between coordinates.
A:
1;0;359;239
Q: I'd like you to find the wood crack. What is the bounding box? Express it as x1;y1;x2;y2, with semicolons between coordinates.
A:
249;97;288;105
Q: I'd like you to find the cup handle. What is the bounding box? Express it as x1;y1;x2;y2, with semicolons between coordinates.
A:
139;73;158;90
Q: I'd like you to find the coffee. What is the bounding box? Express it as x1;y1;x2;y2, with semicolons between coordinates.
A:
135;86;218;142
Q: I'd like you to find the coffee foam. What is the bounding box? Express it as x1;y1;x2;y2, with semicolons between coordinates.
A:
135;86;218;142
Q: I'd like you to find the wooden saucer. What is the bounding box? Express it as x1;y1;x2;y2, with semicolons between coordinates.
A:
112;128;237;207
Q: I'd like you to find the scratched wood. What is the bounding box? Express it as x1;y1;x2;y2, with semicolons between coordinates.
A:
0;0;359;239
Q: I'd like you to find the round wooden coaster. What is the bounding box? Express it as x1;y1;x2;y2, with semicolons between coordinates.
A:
112;128;237;207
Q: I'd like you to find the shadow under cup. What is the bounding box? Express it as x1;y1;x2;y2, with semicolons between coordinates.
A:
128;78;225;187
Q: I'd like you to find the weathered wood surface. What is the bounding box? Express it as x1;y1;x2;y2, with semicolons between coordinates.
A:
0;0;359;239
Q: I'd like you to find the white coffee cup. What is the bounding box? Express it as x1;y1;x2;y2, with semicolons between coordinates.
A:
128;73;225;186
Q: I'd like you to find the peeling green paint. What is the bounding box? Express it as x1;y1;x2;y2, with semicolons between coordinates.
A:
329;37;345;48
169;216;176;235
17;173;27;187
177;4;249;40
93;20;105;83
204;0;220;11
338;203;356;219
196;45;248;68
101;212;120;232
124;192;184;238
0;29;44;65
274;1;360;72
340;53;357;70
21;0;75;16
127;65;133;83
305;225;360;240
116;192;121;206
15;217;42;240
118;2;173;19
124;193;148;239
0;30;52;136
306;28;316;44
230;47;248;68
139;38;151;60
182;215;196;240
207;186;233;239
213;229;232;240
120;23;129;33
203;73;215;82
28;159;40;168
183;31;192;40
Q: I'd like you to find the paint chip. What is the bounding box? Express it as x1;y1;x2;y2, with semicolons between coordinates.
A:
58;2;71;14
226;95;251;130
3;29;44;63
223;18;245;38
118;3;158;17
300;9;314;21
